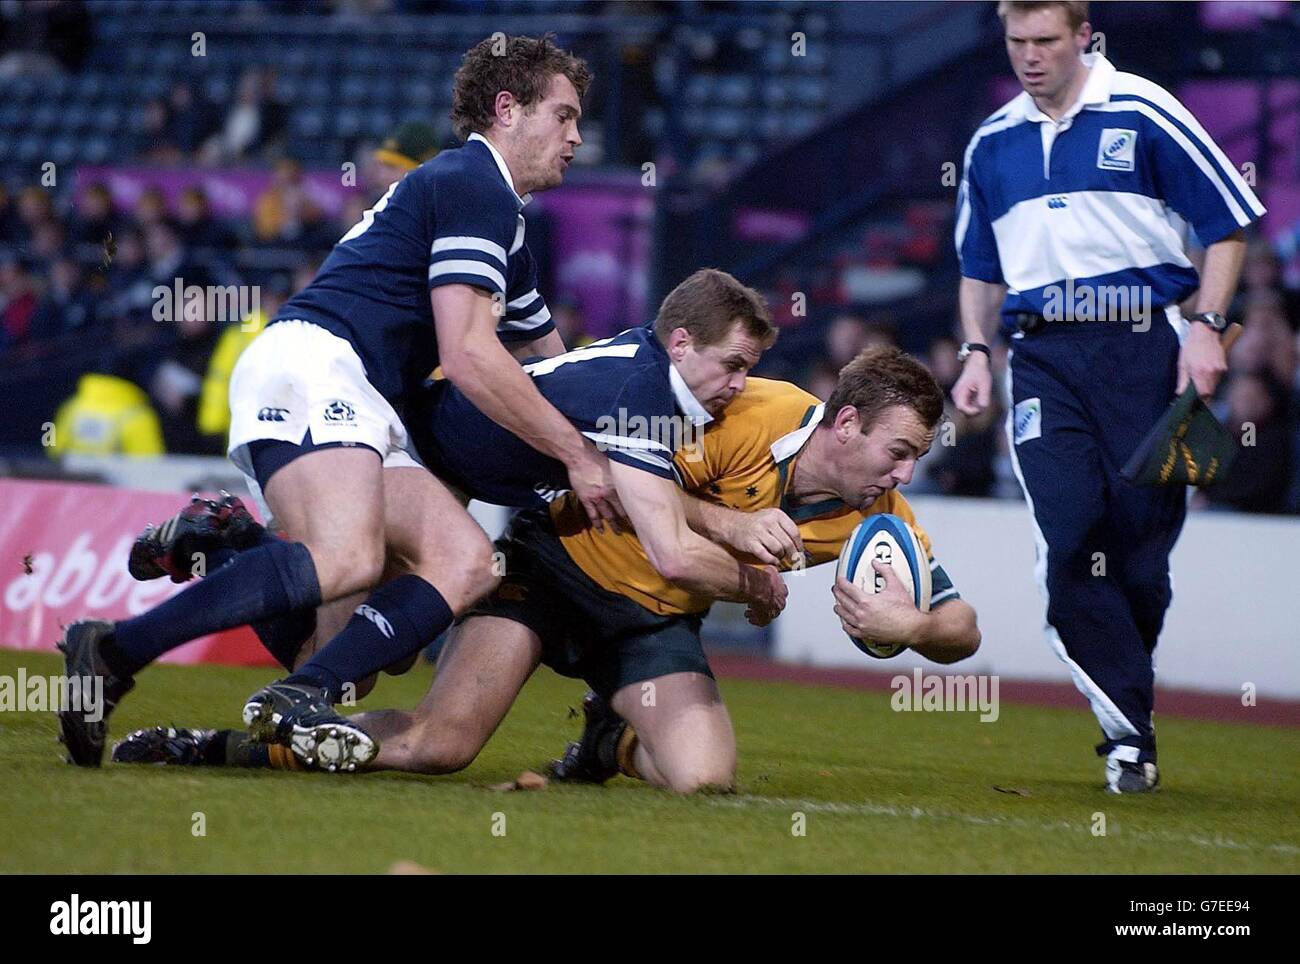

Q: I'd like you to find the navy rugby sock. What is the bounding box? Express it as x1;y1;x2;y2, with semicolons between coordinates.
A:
103;540;322;678
204;535;317;670
289;575;452;700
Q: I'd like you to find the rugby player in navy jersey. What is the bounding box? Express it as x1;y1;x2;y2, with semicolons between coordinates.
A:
107;270;787;771
57;35;629;770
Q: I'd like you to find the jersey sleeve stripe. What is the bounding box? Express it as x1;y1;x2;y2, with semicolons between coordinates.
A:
430;236;507;268
507;288;542;310
428;260;506;292
581;430;673;454
1101;97;1265;226
930;587;960;606
605;448;675;473
498;306;552;331
1110;81;1266;219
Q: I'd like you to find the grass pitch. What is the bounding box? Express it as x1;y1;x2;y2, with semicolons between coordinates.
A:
2;650;1297;874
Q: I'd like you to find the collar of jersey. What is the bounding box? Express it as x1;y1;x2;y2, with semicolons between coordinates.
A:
771;402;848;521
467;132;532;209
1005;52;1115;125
667;359;713;426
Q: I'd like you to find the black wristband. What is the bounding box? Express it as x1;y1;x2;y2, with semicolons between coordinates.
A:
958;342;991;362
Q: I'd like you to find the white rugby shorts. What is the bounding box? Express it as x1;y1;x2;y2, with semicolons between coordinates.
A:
228;319;421;524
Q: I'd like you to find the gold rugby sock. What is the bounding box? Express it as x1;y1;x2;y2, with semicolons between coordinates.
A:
615;725;642;780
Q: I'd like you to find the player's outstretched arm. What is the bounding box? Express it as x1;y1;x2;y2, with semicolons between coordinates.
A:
680;493;803;568
432;284;623;528
611;462;786;615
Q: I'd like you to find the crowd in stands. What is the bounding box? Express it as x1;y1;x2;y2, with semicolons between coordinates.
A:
2;3;1297;514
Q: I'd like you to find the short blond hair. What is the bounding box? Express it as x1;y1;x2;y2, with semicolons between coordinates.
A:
996;1;1089;31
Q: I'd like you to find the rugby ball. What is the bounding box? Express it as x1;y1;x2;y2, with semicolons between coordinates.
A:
835;513;931;659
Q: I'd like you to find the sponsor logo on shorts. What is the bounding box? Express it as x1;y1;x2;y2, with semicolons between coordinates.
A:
355;604;394;639
323;400;356;424
1097;128;1137;171
257;407;289;422
1013;397;1042;445
1046;195;1068;209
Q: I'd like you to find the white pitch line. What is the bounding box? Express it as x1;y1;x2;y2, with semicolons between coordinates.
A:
706;794;1300;857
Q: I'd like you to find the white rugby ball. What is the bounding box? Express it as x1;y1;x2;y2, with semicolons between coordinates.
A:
835;513;932;659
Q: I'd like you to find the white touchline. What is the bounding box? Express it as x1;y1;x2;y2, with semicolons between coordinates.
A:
704;794;1300;856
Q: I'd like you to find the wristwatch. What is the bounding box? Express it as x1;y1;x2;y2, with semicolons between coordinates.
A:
957;342;991;362
1191;311;1229;333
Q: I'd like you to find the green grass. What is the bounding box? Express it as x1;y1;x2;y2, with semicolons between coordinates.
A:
2;650;1297;873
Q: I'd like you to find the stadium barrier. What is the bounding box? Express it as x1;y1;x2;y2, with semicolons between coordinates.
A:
774;495;1300;699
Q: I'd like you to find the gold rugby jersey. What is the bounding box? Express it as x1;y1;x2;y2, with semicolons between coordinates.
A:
549;377;958;616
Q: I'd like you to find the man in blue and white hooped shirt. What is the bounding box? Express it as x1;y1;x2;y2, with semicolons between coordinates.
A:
951;1;1264;793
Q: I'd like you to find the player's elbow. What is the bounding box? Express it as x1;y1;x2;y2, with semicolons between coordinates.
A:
646;544;691;586
923;602;981;664
437;340;491;389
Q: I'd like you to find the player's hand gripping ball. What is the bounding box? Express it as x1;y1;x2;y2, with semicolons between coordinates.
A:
835;513;931;658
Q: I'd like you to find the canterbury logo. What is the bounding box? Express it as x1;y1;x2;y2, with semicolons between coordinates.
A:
355;604;394;639
1047;196;1068;209
257;407;289;422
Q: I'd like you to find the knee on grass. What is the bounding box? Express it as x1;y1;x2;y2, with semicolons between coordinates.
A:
402;719;485;775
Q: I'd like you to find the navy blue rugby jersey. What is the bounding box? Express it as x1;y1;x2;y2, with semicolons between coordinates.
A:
407;323;712;508
272;134;554;404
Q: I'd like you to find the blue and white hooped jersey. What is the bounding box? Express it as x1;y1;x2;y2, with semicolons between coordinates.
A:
955;53;1265;329
407;323;712;509
272;133;554;405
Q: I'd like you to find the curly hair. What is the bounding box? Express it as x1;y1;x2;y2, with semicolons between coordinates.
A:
823;347;945;433
450;34;592;142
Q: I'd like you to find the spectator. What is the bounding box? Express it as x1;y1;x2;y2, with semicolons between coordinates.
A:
135;97;183;163
133;186;170;232
200;67;288;163
0;252;39;350
366;120;440;196
104;226;151;320
15;186;55;246
28;218;68;268
177;187;238;254
144;288;225;455
804;360;839;402
1205;372;1292;514
1239;239;1300;331
824;313;871;369
918;335;998;497
49;371;165;458
67;182;123;262
166;82;217;156
252;159;326;245
29;257;101;339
